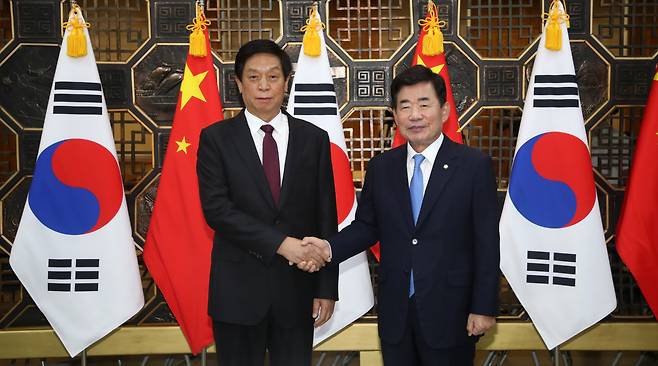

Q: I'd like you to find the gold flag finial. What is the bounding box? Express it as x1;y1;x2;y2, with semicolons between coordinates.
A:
63;4;90;58
301;3;325;57
418;0;446;56
187;1;211;57
543;0;570;51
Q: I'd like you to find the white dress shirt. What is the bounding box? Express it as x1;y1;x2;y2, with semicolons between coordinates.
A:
328;134;446;258
245;109;289;185
406;133;444;194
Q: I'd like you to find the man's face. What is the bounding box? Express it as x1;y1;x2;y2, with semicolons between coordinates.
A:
393;81;450;152
235;53;289;122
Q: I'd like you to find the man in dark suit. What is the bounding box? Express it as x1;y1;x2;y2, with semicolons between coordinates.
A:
302;65;500;365
196;39;338;366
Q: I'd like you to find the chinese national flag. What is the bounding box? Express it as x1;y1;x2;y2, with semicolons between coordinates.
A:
372;8;463;260
143;27;222;354
616;66;658;317
391;30;463;147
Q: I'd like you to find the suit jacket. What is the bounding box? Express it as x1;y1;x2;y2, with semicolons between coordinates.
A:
331;137;500;348
197;109;339;327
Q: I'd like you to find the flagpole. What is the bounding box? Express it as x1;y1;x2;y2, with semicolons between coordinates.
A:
554;346;560;366
81;350;87;366
201;348;207;366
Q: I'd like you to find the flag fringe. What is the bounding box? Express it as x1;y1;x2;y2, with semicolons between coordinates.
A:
418;0;446;56
543;0;570;51
187;1;211;57
63;4;90;58
301;4;324;57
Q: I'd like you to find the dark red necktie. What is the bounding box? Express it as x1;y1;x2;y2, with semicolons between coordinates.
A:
260;124;280;205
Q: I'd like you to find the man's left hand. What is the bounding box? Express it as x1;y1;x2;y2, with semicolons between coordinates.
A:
466;313;495;336
312;298;335;328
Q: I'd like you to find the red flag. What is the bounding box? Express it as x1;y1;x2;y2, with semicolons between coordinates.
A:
616;65;658;316
143;20;222;354
391;3;462;147
372;1;463;260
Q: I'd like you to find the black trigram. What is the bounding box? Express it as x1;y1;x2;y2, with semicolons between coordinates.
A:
48;258;100;292
526;251;576;287
532;74;580;108
53;81;103;115
292;83;338;116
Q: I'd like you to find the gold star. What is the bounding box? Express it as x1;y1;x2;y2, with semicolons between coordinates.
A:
654;71;658;81
180;64;208;110
176;136;191;154
416;55;444;74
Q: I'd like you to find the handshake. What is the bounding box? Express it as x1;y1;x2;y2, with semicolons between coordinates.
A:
276;236;331;273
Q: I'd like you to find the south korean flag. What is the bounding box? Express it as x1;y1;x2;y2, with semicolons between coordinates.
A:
499;1;616;350
10;6;144;356
288;8;374;345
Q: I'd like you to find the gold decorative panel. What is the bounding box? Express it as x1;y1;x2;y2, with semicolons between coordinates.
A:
459;0;542;59
0;121;17;188
327;0;413;60
110;110;154;192
463;107;522;190
0;0;12;51
589;106;644;188
592;0;658;58
222;108;241;119
0;250;19;310
1;177;29;246
205;0;282;61
134;176;157;242
342;108;392;187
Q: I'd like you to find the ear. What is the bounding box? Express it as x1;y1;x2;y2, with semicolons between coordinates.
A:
440;101;450;123
235;76;244;94
392;108;400;126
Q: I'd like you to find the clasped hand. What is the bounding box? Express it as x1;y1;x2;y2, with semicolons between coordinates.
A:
276;236;331;272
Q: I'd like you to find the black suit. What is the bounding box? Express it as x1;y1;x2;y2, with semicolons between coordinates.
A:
197;110;338;365
330;138;500;364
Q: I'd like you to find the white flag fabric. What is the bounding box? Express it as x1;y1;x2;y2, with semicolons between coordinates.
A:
9;9;144;357
499;3;616;350
288;11;374;346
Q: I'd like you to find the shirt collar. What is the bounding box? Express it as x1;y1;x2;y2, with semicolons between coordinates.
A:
406;133;444;165
245;109;285;134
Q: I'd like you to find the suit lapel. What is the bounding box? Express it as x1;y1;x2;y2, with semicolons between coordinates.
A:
229;110;276;209
278;112;303;209
416;138;460;228
391;146;415;231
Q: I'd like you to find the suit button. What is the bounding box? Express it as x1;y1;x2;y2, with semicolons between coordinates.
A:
411;238;418;245
274;219;281;225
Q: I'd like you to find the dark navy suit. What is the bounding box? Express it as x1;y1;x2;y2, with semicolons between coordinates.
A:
330;137;499;362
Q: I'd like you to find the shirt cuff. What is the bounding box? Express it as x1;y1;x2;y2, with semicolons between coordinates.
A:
325;239;333;262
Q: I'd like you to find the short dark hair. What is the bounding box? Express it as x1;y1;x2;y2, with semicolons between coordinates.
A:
234;39;292;81
390;65;447;109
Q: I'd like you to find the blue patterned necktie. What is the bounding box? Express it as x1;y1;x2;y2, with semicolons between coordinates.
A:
409;153;425;297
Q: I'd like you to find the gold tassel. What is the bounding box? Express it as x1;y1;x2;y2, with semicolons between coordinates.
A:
543;0;570;51
63;4;90;58
418;0;446;56
186;1;211;57
301;5;324;57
